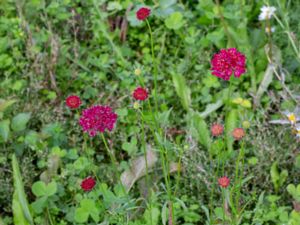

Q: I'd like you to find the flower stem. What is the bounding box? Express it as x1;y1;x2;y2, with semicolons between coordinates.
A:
146;19;158;114
139;106;153;225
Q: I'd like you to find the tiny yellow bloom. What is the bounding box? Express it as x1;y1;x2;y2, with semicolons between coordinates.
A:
287;113;296;124
242;121;251;129
134;68;142;76
232;97;243;104
133;101;140;109
241;99;252;108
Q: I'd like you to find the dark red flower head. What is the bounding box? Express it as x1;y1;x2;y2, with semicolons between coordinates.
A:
211;123;224;137
66;95;81;109
81;177;96;191
232;128;245;141
133;87;148;101
218;176;230;188
211;48;246;80
79;105;118;137
136;7;151;20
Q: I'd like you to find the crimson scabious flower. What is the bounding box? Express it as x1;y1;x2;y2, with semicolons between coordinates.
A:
218;176;230;188
211;48;246;80
81;177;96;191
79;105;118;137
136;7;151;20
66;95;81;109
232;128;245;141
133;87;148;101
211;123;224;137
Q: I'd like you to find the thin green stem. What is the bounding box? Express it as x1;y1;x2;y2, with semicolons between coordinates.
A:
47;207;54;225
146;19;158;113
139;106;153;225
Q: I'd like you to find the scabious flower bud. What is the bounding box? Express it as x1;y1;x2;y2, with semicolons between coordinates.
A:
136;7;151;21
211;123;224;137
81;177;96;191
232;128;245;141
133;102;140;109
66;95;81;109
218;176;230;188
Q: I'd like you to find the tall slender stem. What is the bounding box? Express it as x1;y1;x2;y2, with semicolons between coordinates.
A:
139;106;153;225
146;19;158;113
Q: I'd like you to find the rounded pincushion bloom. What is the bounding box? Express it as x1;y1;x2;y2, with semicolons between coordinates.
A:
136;7;151;20
81;177;96;191
211;123;224;137
79;105;118;137
211;48;246;80
133;87;148;101
218;176;230;188
66;95;81;109
232;128;245;141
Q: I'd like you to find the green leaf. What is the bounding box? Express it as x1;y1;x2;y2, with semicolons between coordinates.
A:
0;119;10;142
271;162;279;192
32;181;57;197
191;112;211;149
0;99;17;112
12;193;31;225
74;208;89;223
12;154;34;225
225;109;238;152
46;181;57;196
32;181;47;197
171;72;191;111
11;113;31;132
31;196;48;214
165;12;184;30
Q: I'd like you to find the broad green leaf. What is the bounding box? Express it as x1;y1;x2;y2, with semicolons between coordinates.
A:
32;181;47;197
46;181;57;196
165;12;184;30
225;109;238;152
12;193;31;225
191;113;211;149
0;119;10;142
171;72;191;111
12;154;34;225
11;113;31;132
271;162;279;192
144;207;160;225
74;208;89;223
31;196;48;214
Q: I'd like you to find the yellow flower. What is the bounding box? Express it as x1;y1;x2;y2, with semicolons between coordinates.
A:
284;111;298;125
134;68;142;76
133;101;140;109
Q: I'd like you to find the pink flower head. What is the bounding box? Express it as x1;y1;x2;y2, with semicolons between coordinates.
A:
211;48;246;80
79;105;117;137
81;177;96;191
133;87;148;101
136;7;151;20
66;95;81;109
232;128;245;141
218;176;230;188
211;123;224;137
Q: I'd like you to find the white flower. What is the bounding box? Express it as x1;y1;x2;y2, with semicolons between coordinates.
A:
259;6;276;21
284;111;299;125
295;124;300;137
265;26;275;33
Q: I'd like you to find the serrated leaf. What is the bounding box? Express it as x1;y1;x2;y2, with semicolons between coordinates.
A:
11;113;31;132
